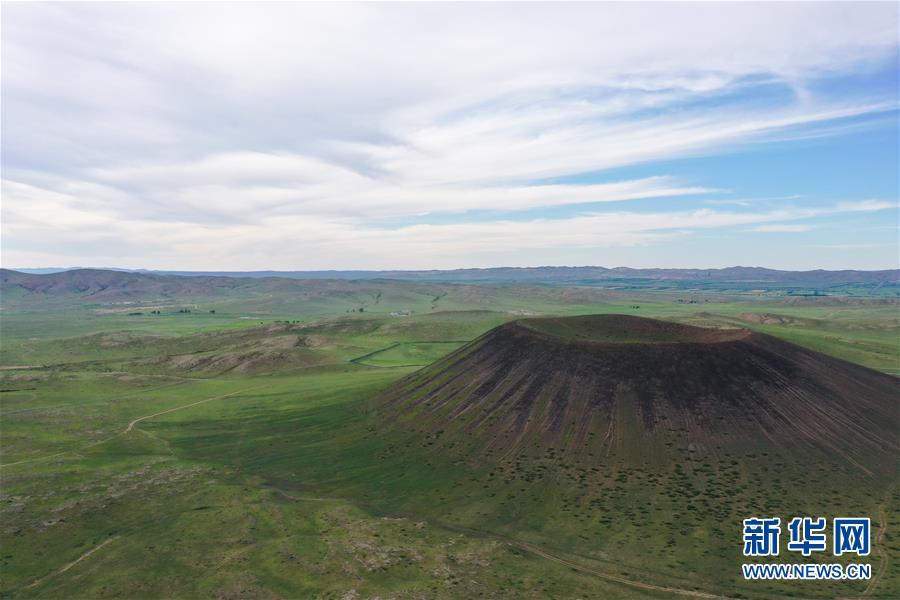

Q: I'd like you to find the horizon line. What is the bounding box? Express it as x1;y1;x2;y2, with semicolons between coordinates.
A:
5;265;900;275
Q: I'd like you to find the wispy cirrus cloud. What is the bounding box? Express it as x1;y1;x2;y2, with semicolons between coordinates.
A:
4;170;894;270
752;224;815;233
1;2;897;269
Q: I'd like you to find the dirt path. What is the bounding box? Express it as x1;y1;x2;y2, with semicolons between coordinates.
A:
862;492;892;597
1;388;254;468
512;539;734;599
26;536;119;589
0;450;71;468
2;379;191;416
124;389;252;433
271;486;734;599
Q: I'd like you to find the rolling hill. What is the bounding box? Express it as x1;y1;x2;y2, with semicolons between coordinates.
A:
5;266;899;301
0;267;603;307
12;265;900;285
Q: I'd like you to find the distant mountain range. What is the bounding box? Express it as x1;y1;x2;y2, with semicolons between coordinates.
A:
7;265;899;285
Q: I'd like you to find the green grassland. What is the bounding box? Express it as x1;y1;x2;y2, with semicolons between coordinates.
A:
2;369;658;599
3;293;896;375
353;342;469;367
1;280;898;598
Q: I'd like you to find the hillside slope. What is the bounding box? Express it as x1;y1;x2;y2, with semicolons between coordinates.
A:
380;315;898;476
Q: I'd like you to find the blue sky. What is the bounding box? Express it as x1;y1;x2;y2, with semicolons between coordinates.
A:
2;2;898;270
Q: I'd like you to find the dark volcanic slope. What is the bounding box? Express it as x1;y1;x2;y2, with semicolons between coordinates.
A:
380;315;898;475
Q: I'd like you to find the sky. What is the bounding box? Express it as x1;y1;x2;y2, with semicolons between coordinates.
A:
2;2;898;271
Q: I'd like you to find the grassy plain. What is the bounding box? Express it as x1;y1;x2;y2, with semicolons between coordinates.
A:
1;280;898;598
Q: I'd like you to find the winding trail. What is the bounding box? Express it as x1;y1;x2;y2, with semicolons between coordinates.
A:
271;486;735;599
123;389;252;433
16;388;258;591
861;490;892;598
511;539;734;599
26;536;119;589
1;388;254;468
0;450;70;468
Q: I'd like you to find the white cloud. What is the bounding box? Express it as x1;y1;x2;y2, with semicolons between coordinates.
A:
3;170;894;269
1;2;898;269
814;243;892;250
752;224;814;233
